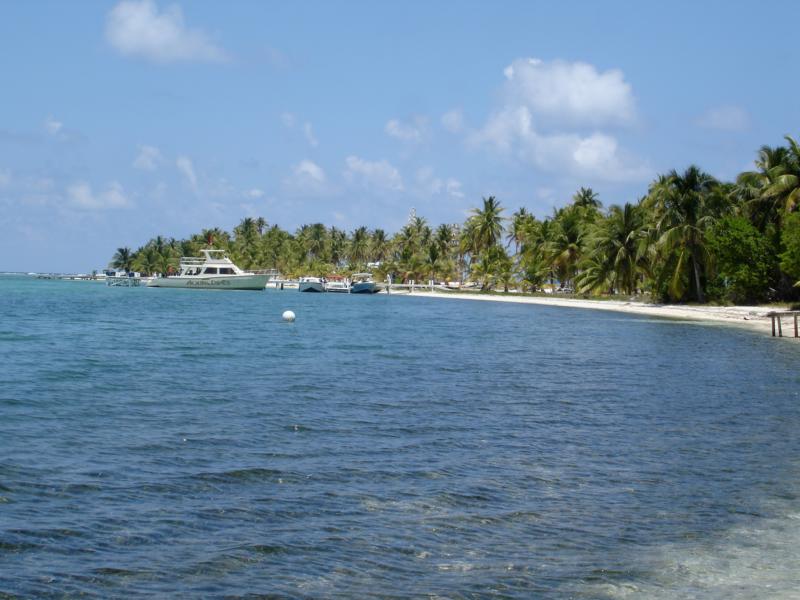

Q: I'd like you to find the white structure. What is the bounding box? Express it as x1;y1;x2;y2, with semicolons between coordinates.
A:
147;249;270;291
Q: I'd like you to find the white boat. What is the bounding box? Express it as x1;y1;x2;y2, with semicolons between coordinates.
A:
147;249;270;291
106;270;143;287
324;275;350;293
298;276;325;293
350;273;378;294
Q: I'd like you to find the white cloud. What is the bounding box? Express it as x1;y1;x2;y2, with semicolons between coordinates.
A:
243;188;265;199
44;116;63;136
446;178;464;199
502;57;636;127
472;106;649;182
133;144;164;170
176;155;197;191
303;122;319;147
295;159;326;183
441;109;464;134
281;112;295;128
697;105;749;131
385;117;427;142
67;181;130;210
105;0;227;63
284;159;331;195
415;167;464;199
344;156;403;191
470;59;650;182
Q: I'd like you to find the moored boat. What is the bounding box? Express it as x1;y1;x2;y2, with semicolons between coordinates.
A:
298;276;325;292
324;275;350;293
147;249;269;290
350;273;378;294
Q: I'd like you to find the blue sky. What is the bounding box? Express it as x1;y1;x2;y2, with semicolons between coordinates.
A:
1;0;798;272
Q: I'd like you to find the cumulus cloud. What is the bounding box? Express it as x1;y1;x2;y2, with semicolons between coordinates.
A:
243;188;265;199
133;144;164;170
176;155;197;190
697;105;749;131
67;181;130;210
303;122;319;147
284;159;331;195
295;159;326;183
473;106;649;182
415;167;464;199
44;116;63;136
385;117;427;142
344;156;403;191
105;0;227;63
502;57;636;127
470;58;649;182
441;109;464;134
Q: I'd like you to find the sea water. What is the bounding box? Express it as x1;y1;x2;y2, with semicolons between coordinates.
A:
1;276;800;598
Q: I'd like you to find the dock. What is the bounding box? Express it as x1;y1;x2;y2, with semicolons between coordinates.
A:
767;311;800;337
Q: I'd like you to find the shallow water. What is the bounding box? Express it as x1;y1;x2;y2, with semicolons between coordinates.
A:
1;276;800;598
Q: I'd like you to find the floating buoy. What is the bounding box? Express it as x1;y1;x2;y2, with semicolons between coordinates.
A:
282;310;296;322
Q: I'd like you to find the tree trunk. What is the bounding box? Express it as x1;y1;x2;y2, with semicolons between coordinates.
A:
691;250;705;303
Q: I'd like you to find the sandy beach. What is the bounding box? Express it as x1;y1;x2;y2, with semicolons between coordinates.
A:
400;290;787;335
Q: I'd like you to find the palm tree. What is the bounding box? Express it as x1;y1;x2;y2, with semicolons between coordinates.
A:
507;207;533;253
579;203;647;295
111;247;133;271
369;229;389;263
572;187;602;209
468;196;505;254
349;226;370;265
549;208;585;289
647;166;719;302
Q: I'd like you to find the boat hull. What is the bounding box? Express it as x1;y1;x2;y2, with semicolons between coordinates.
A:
298;281;325;292
148;274;269;290
350;282;378;294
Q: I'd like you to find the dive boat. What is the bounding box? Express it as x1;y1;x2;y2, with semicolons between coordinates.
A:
147;249;269;291
350;273;378;294
298;276;325;292
324;275;350;293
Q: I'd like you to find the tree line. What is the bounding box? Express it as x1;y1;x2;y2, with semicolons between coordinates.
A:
112;135;800;304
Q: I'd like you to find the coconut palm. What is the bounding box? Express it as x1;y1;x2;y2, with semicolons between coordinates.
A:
647;166;719;302
580;203;647;295
468;196;505;254
349;226;370;265
370;229;389;263
572;187;602;209
507;207;534;253
111;247;133;271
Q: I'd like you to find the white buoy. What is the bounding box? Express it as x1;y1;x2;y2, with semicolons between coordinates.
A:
282;310;296;322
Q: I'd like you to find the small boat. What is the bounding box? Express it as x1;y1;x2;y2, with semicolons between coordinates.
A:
324;275;350;293
350;273;378;294
298;276;325;293
147;249;270;291
106;270;143;287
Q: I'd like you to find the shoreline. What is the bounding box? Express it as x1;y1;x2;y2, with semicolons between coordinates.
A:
398;290;780;334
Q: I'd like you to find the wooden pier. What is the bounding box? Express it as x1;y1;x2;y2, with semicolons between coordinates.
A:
768;311;800;337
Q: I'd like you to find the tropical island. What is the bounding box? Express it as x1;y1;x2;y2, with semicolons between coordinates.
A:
111;135;800;306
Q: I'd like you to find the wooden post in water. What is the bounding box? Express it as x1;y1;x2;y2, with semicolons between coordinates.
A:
772;315;776;337
778;315;783;337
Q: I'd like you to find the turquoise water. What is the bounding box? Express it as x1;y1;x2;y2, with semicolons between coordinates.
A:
2;276;800;598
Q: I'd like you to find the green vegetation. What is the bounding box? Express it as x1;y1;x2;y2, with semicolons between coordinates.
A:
114;135;800;304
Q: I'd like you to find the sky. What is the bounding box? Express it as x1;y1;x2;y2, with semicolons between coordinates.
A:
1;0;799;272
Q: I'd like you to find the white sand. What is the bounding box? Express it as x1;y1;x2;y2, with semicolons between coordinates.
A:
397;290;790;335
